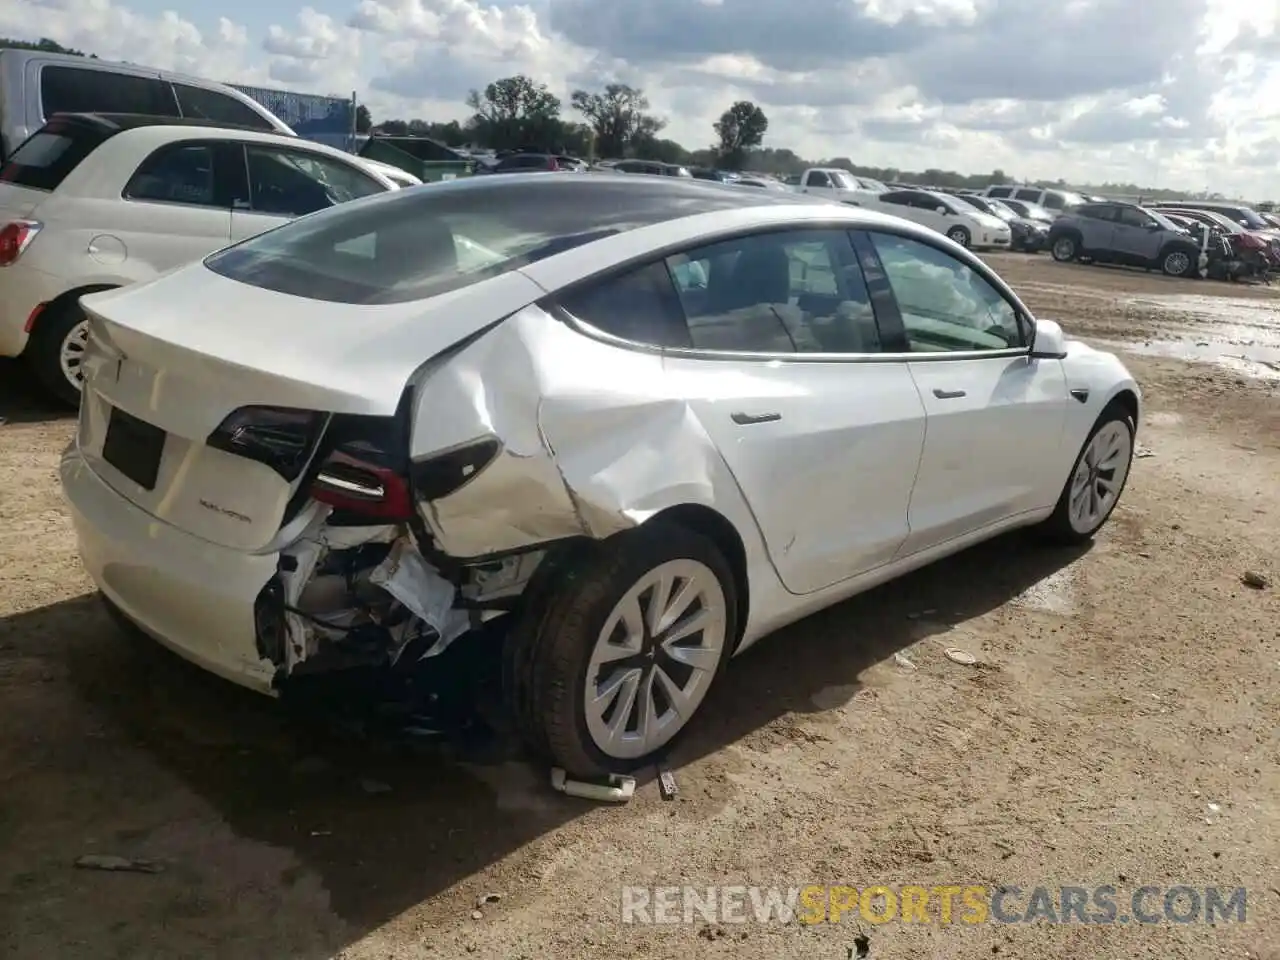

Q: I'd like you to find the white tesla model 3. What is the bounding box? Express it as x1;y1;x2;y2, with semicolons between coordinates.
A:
60;174;1140;777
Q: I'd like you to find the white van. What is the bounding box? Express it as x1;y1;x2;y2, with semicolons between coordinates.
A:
979;184;1087;213
0;48;292;159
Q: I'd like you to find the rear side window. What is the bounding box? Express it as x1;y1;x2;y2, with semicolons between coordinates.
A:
174;84;274;131
40;66;177;119
1015;188;1042;202
987;186;1012;198
0;125;107;191
560;262;691;347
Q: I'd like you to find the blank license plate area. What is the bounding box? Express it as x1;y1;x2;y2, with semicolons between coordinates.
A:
102;407;166;490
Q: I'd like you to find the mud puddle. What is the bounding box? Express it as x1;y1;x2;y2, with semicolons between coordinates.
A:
1106;293;1280;379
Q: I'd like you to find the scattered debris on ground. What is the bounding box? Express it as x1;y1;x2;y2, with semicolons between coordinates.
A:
73;854;164;874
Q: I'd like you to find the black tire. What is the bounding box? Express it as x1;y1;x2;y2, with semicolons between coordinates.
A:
1051;234;1079;262
1038;405;1135;545
507;522;737;779
1159;246;1196;278
946;226;971;247
25;299;89;407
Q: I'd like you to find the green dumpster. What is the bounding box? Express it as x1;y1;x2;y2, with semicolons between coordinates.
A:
359;136;476;182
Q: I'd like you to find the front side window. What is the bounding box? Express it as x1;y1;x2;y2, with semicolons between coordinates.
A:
866;232;1024;353
174;84;274;131
124;144;220;206
39;66;177;119
244;146;384;216
1015;188;1042;202
987;186;1013;198
1116;206;1153;228
668;230;880;354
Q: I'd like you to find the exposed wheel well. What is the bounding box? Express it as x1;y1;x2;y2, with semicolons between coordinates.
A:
649;504;750;649
26;283;117;347
1104;388;1140;428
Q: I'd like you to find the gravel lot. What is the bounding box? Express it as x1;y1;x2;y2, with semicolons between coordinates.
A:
1;255;1277;959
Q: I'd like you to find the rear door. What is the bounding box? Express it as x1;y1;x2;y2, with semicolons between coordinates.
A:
573;227;926;594
1075;203;1118;252
229;142;387;242
854;229;1070;554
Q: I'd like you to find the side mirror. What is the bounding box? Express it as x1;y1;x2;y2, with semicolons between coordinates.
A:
936;205;948;214
1029;318;1068;360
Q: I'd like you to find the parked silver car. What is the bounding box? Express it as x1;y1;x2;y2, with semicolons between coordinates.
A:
1047;201;1202;277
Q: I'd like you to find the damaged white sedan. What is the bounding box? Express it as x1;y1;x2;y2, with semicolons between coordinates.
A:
60;174;1140;777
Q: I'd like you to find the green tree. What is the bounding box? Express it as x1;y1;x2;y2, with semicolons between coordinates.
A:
466;75;562;151
714;100;768;169
570;84;665;159
0;36;94;57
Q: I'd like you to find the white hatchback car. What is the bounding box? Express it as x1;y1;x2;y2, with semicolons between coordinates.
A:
0;112;400;402
858;188;1012;250
60;175;1140;779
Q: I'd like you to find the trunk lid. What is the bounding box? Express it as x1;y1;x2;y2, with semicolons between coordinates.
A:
76;263;543;552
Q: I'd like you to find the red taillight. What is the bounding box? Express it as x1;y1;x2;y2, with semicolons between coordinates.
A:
311;446;414;520
0;220;42;267
547;157;559;170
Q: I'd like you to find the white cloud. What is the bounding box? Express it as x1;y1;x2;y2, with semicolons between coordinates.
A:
2;0;1280;196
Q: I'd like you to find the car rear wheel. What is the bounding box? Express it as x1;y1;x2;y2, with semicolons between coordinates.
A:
1039;406;1135;543
1051;235;1079;262
507;522;736;779
947;226;971;247
26;301;89;407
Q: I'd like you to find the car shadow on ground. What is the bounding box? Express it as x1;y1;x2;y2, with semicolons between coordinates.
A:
0;359;72;425
0;530;1088;954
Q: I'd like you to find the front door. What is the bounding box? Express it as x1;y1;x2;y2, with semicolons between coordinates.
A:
855;229;1071;555
116;139;235;274
662;227;928;593
1109;206;1163;264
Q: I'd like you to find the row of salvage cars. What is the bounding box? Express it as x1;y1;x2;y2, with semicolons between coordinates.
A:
3;116;1143;779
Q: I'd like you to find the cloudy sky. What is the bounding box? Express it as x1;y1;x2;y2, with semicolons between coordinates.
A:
4;0;1280;195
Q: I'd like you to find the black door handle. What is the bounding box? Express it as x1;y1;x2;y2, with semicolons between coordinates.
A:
731;411;782;425
932;388;967;400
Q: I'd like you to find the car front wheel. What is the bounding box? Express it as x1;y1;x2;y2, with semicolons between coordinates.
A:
1040;406;1135;543
508;523;736;779
1051;235;1079;262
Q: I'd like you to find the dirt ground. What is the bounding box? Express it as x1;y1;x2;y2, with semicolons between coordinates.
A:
1;255;1277;959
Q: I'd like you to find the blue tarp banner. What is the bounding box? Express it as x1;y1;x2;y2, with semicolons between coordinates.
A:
227;83;353;137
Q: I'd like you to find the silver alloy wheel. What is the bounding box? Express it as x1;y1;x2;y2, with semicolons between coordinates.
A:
583;558;728;760
947;227;969;246
1053;237;1076;260
1164;251;1190;276
59;319;90;392
1068;421;1132;534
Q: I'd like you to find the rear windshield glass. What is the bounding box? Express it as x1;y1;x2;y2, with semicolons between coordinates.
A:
0;125;106;191
205;176;801;304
